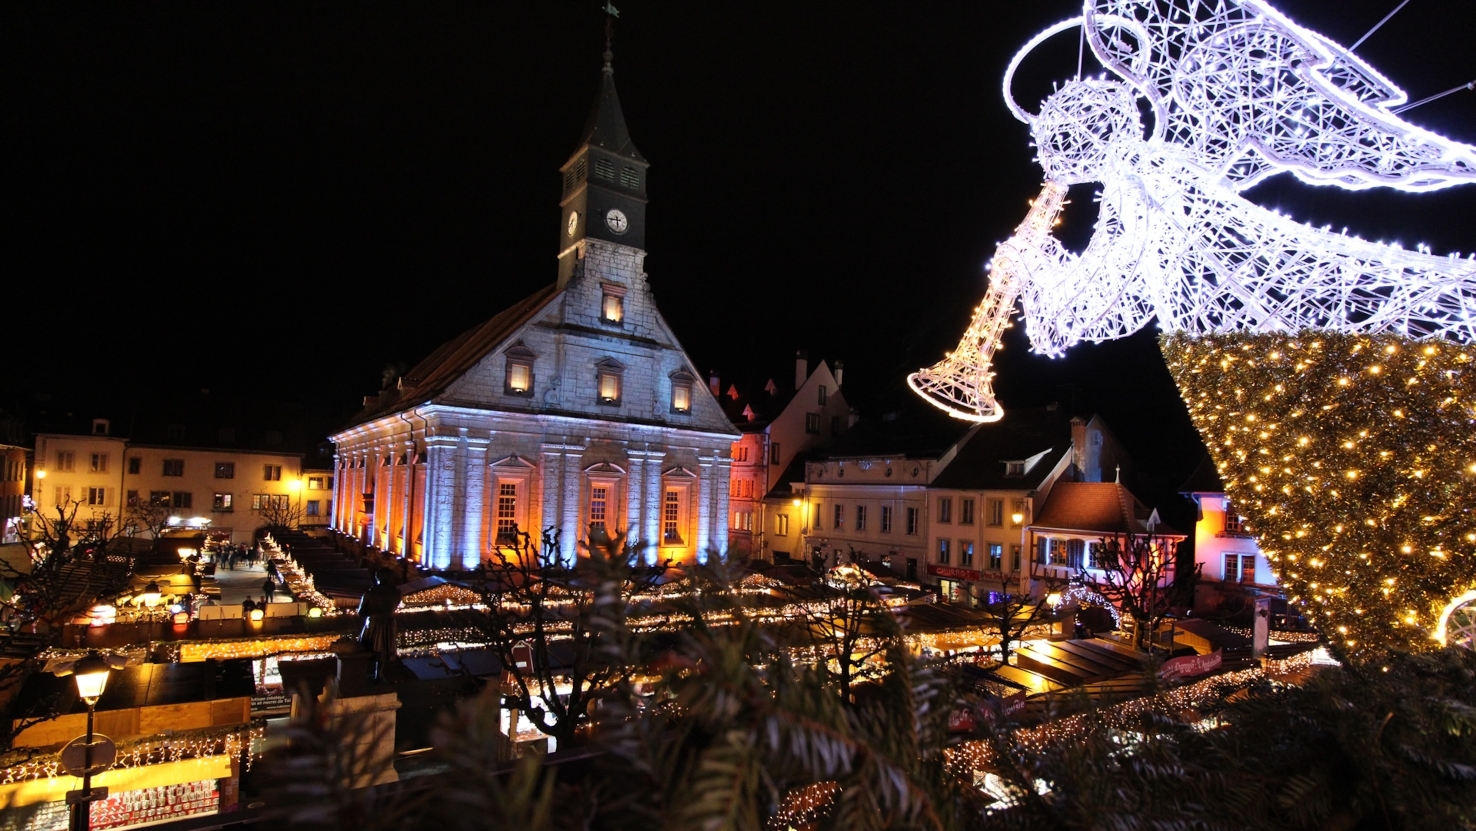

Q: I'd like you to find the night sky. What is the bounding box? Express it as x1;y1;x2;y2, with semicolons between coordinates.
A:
10;1;1476;484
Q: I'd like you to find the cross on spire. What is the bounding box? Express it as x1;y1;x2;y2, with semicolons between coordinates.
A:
603;2;619;72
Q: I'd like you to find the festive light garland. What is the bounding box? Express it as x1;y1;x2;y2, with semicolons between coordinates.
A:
1164;332;1476;655
0;724;263;785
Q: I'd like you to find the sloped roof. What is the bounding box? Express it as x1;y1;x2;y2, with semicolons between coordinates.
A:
1179;454;1225;494
346;284;560;427
1033;481;1182;537
815;399;972;460
930;407;1077;490
573;66;645;164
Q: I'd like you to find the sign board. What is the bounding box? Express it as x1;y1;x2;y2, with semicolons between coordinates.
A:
1158;649;1223;681
927;564;981;582
511;641;534;672
60;734;116;778
65;786;108;805
978;691;1027;723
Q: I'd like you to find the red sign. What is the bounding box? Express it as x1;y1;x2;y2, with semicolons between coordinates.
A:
927;564;981;582
947;707;977;733
978;691;1027;723
1158;649;1223;680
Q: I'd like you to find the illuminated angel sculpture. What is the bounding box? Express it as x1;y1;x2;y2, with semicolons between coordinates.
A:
910;0;1476;654
910;0;1476;423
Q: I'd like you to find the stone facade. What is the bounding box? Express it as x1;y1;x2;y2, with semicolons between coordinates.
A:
330;62;737;570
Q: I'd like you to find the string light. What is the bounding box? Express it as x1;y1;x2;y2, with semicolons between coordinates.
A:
1164;331;1476;656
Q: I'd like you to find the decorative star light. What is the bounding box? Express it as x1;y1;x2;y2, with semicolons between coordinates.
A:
910;0;1476;423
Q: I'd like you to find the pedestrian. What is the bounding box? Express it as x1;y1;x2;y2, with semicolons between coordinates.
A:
242;597;255;615
263;577;276;604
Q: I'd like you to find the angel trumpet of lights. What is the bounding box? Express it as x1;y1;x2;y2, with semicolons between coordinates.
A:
908;182;1068;422
912;1;1476;422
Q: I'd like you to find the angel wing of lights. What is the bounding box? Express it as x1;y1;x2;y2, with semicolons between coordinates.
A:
911;0;1476;422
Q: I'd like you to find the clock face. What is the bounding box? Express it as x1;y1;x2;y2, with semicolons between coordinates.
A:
567;211;579;237
605;208;628;234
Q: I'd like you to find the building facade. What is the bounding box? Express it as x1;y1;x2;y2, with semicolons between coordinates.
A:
721;353;852;561
31;420;306;544
1181;456;1276;589
330;54;737;570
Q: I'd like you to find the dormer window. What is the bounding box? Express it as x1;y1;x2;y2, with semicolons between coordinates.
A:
92;419;110;436
504;343;536;397
670;371;694;413
600;283;626;324
1005;461;1026;476
596;358;624;406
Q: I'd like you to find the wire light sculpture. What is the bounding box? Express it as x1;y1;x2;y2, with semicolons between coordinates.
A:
910;0;1476;422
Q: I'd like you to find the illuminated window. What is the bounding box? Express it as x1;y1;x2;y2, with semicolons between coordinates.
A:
307;476;325;489
961;541;974;567
215;462;235;479
1006;461;1025;476
670;371;693;413
504;343;536;396
214;493;233;511
90;454;108;473
596;358;624;405
306;500;321;517
1223;499;1248;534
937;539;950;565
163;459;184;477
590;485;609;536
601;287;625;324
86;487;106;506
663;490;682;544
988;543;1003;570
1224;553;1256;582
252;494;285;511
496;483;518;543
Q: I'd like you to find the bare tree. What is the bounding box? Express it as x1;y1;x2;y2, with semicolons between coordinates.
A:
126;498;172;550
781;549;901;701
977;565;1068;667
5;500;130;641
254;493;303;531
1084;533;1200;652
475;526;665;749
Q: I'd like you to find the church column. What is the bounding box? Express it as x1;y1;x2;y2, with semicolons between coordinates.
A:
710;451;732;562
561;446;585;563
625;451;645;548
461;434;490;570
422;435;458;570
696;453;716;562
398;440;415;556
643;451;666;564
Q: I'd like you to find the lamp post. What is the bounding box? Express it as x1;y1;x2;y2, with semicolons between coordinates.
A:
68;652;112;831
1012;511;1027;593
141;580;162;623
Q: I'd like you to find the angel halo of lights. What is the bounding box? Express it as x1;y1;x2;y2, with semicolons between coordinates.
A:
910;0;1476;424
912;0;1476;654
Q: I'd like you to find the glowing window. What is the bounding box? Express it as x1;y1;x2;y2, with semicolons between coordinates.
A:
597;359;624;405
663;490;682;543
496;483;518;543
671;372;693;413
590;485;608;535
602;292;624;323
504;344;536;396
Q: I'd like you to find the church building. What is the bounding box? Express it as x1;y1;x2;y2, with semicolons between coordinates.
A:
330;49;738;570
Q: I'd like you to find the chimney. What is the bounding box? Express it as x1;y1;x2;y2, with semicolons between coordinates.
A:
1070;417;1087;479
795;350;808;391
833;360;844;387
709;371;721;396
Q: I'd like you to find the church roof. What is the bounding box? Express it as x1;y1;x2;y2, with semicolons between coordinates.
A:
1032;482;1182;538
347;283;560;426
928;408;1077;491
573;64;645;164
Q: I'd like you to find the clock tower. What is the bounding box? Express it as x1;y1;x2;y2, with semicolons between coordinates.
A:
557;46;649;287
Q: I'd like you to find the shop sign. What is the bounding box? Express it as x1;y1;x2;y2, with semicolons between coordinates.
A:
1158;649;1223;680
927;564;981;582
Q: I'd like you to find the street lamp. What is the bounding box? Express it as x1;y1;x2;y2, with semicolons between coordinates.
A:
141;580;162;622
69;651;112;831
